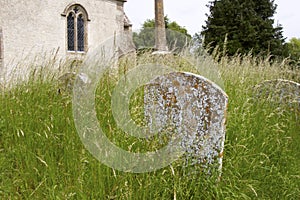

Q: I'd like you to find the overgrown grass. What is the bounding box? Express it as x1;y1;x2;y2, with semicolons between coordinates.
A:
0;52;299;199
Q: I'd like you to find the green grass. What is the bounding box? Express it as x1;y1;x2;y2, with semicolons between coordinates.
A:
0;53;299;199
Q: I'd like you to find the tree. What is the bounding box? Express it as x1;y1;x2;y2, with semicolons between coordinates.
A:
133;16;192;52
201;0;287;57
287;37;300;65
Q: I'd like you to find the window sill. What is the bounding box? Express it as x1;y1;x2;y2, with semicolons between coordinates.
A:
66;51;87;61
67;51;86;54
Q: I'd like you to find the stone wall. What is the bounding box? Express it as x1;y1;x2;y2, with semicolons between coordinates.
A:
0;0;127;69
0;27;3;68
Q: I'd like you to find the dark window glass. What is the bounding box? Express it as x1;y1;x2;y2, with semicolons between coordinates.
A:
67;13;75;51
77;14;85;52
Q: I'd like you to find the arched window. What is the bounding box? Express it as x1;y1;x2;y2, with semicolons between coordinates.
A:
77;14;85;52
63;4;89;53
67;13;75;51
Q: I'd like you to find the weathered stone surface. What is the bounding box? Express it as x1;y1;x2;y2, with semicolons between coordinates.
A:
253;79;300;107
145;72;228;169
154;0;168;51
0;27;3;68
0;0;129;68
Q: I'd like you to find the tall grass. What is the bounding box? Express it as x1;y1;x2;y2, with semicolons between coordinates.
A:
0;52;299;199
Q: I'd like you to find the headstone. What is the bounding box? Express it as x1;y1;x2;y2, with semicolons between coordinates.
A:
58;72;90;94
57;72;76;94
144;72;228;171
253;79;300;107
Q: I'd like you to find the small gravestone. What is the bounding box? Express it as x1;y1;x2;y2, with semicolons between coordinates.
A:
58;72;90;95
253;79;300;108
57;72;76;94
144;72;228;171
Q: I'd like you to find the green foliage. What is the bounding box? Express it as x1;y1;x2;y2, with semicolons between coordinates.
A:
133;16;192;52
287;37;300;66
201;0;288;57
140;16;191;37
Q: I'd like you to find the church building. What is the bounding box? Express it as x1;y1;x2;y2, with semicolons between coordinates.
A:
0;0;131;69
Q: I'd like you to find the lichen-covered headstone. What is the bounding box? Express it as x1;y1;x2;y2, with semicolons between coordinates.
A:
253;79;300;107
145;72;228;171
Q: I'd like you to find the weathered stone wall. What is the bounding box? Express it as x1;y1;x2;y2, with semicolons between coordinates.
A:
0;27;3;68
0;0;127;68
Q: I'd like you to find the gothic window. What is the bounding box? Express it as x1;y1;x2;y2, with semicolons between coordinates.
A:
67;13;75;51
77;14;85;52
63;4;89;53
